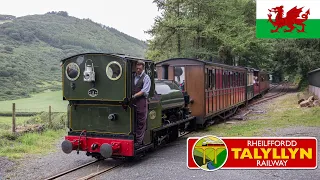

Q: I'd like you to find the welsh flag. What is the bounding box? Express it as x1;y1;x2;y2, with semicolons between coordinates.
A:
256;0;320;38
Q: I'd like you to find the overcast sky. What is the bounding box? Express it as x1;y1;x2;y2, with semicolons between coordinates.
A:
0;0;161;41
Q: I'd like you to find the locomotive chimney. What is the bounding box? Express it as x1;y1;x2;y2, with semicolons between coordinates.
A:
162;64;169;80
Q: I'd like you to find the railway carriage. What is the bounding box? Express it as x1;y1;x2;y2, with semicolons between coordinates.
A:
155;58;247;127
253;69;270;97
259;70;270;94
246;68;255;102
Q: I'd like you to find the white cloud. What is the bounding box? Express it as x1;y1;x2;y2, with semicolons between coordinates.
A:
0;0;161;41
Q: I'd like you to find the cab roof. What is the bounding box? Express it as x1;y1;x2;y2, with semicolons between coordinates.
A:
60;53;154;63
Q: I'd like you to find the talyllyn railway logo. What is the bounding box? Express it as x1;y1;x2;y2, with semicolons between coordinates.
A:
267;5;310;33
187;136;317;171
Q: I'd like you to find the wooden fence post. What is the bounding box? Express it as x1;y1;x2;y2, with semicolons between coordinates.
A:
12;103;16;134
49;105;52;127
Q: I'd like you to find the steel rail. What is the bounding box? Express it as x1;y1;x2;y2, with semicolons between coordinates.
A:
249;83;288;107
77;162;124;180
43;160;101;180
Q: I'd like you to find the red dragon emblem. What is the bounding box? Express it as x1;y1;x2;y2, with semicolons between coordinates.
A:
267;6;310;33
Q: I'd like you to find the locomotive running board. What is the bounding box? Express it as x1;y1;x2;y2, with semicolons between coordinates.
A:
153;116;196;131
135;143;154;154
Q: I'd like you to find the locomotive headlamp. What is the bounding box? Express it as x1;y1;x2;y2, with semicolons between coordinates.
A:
83;59;95;82
108;113;117;121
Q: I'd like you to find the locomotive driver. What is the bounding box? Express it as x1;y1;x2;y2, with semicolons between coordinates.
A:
132;60;151;148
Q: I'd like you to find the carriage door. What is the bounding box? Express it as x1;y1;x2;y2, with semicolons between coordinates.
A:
174;66;186;92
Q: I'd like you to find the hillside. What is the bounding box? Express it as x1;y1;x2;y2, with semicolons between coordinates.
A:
0;12;147;101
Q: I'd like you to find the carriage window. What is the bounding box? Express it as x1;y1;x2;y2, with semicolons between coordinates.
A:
205;68;208;89
242;73;244;86
241;73;243;86
224;71;227;88
241;73;244;86
236;72;239;87
106;61;122;80
154;70;158;79
174;66;185;91
212;69;215;89
226;71;228;88
234;72;236;86
209;69;212;88
222;71;225;88
234;72;236;87
225;71;228;88
252;73;254;85
229;72;232;87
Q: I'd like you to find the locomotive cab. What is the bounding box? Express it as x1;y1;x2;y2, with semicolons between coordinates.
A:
60;53;159;159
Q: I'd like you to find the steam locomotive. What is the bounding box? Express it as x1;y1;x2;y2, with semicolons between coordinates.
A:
60;53;269;160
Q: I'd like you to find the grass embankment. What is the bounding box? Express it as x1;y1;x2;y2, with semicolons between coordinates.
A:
0;90;68;159
0;112;67;159
200;89;320;137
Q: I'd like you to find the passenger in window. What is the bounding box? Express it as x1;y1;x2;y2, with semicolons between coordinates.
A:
180;80;185;92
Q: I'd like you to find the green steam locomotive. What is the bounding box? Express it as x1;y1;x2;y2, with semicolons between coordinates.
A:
60;53;195;159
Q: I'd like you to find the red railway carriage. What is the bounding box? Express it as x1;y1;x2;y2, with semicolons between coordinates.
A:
259;71;270;94
253;69;270;97
253;69;260;97
155;58;247;126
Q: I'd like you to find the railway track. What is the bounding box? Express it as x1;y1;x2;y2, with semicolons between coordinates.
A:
263;84;282;98
43;159;124;180
231;83;289;120
249;83;288;107
77;162;124;180
43;160;101;180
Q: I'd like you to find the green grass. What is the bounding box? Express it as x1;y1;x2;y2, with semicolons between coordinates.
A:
36;81;61;88
0;90;68;112
0;111;67;159
0;90;68;159
200;91;320;137
0;116;30;130
0;129;66;159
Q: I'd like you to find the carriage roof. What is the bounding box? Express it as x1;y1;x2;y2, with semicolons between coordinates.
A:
155;57;246;71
